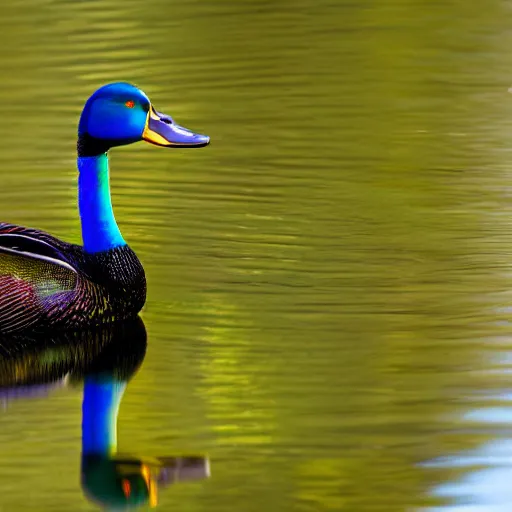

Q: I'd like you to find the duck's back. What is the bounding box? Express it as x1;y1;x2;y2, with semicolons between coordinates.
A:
0;223;146;334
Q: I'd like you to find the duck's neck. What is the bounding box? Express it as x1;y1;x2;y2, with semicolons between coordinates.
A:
81;376;126;456
78;153;126;253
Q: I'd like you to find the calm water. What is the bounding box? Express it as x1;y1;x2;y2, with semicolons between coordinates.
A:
0;0;512;510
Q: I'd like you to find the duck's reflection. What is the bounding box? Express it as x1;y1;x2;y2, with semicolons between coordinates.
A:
0;317;209;509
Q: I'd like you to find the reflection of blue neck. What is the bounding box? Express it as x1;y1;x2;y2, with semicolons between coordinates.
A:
78;154;126;254
82;377;126;455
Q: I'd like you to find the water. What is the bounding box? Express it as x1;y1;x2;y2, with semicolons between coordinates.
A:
0;0;512;510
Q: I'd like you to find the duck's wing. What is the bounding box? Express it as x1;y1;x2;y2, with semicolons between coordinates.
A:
0;224;80;333
0;223;75;261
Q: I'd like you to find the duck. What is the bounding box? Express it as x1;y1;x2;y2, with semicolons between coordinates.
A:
0;317;210;509
0;83;209;334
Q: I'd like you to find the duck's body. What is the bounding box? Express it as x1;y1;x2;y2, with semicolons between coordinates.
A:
0;82;208;334
0;222;145;332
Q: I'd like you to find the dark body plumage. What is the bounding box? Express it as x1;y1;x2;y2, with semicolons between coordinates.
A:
0;223;146;334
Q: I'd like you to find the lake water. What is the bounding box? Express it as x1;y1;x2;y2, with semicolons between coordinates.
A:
1;0;512;510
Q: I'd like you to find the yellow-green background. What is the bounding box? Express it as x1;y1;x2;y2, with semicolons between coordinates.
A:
1;0;512;510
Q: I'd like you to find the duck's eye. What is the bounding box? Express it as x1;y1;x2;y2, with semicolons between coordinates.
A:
121;479;132;497
125;100;135;109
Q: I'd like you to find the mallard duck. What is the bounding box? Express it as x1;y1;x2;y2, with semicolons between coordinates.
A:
0;318;209;509
0;83;209;334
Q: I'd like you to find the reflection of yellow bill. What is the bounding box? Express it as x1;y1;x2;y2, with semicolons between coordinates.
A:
142;464;158;508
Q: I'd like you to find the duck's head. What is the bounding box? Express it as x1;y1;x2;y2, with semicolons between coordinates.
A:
82;455;210;509
78;82;209;156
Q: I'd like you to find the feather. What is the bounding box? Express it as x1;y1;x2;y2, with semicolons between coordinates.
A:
0;223;145;334
0;249;78;333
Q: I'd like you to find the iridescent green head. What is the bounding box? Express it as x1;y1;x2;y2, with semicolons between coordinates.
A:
78;82;209;156
82;455;210;509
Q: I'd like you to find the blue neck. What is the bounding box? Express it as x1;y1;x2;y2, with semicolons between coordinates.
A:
78;154;126;253
81;376;126;455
